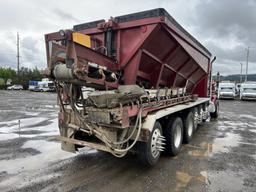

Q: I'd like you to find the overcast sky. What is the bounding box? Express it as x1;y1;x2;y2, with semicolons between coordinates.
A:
0;0;255;75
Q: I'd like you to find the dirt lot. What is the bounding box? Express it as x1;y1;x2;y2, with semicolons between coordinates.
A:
0;90;255;192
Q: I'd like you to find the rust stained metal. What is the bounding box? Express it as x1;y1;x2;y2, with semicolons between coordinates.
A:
57;136;111;153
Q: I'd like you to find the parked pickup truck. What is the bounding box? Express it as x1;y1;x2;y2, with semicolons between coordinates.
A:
240;82;256;100
218;82;236;99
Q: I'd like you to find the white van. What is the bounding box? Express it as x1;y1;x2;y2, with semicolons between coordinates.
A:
35;81;55;92
218;82;236;99
240;82;256;100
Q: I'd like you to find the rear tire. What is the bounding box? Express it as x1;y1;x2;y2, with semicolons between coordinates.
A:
193;108;199;131
164;116;183;156
137;121;163;166
210;101;219;118
183;112;194;143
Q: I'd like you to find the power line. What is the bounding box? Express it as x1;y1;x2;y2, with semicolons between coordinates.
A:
240;63;243;83
17;32;20;75
245;46;256;82
245;47;249;82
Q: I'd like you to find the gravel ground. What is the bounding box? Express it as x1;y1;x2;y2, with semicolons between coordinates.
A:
0;90;255;192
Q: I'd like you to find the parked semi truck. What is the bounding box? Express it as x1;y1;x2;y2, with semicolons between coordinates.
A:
44;8;218;166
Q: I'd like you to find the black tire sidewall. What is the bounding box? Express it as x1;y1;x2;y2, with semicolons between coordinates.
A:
193;108;199;131
137;121;163;166
210;101;219;118
183;112;194;143
164;117;183;156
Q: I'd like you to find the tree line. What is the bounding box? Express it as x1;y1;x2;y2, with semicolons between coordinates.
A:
213;74;256;83
0;67;43;89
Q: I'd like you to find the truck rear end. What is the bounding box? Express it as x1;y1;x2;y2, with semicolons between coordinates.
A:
44;8;217;166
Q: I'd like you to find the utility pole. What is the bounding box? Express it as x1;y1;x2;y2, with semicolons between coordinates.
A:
240;63;243;83
17;32;20;76
245;47;249;82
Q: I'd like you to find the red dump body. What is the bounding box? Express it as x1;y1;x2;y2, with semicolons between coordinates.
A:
45;8;212;97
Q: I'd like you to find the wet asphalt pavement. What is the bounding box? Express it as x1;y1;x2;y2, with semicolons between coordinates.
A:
0;90;255;192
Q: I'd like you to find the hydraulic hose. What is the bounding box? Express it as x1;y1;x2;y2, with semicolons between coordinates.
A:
97;107;142;146
69;84;92;134
94;107;143;156
68;83;144;157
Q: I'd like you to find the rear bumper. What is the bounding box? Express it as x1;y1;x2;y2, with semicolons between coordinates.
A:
241;96;256;100
57;135;111;153
219;95;235;99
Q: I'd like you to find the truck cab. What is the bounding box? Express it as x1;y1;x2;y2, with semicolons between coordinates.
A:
240;82;256;100
218;82;236;99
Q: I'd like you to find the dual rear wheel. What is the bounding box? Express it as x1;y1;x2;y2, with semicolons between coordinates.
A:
138;110;196;166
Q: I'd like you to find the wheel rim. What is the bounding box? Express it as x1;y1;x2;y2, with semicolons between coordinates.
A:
151;128;165;158
194;111;198;126
174;124;182;148
200;109;203;117
188;118;193;137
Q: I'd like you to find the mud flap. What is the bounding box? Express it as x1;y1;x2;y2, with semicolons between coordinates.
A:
60;126;76;153
61;141;76;153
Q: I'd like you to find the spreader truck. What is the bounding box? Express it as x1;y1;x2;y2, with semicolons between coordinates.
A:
44;8;218;166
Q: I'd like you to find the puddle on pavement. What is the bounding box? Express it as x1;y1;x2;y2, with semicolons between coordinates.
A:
219;121;255;129
239;114;256;120
205;170;245;192
0;171;61;191
0;139;75;190
26;104;58;112
211;132;241;153
188;132;241;157
0;114;59;140
174;169;246;192
249;129;256;134
0;140;74;174
174;171;210;191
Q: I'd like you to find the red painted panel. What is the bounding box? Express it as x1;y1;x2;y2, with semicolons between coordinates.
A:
179;60;198;77
142;26;176;61
119;24;157;66
166;50;189;71
46;9;211;96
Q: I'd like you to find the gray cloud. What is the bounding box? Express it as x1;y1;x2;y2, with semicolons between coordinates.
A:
187;0;256;75
53;8;80;23
0;0;255;75
205;41;256;63
194;0;256;43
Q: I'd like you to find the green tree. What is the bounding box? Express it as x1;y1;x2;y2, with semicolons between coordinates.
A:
13;67;43;89
0;67;44;89
0;67;16;85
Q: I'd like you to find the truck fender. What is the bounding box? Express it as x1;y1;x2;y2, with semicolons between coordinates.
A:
141;114;157;133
